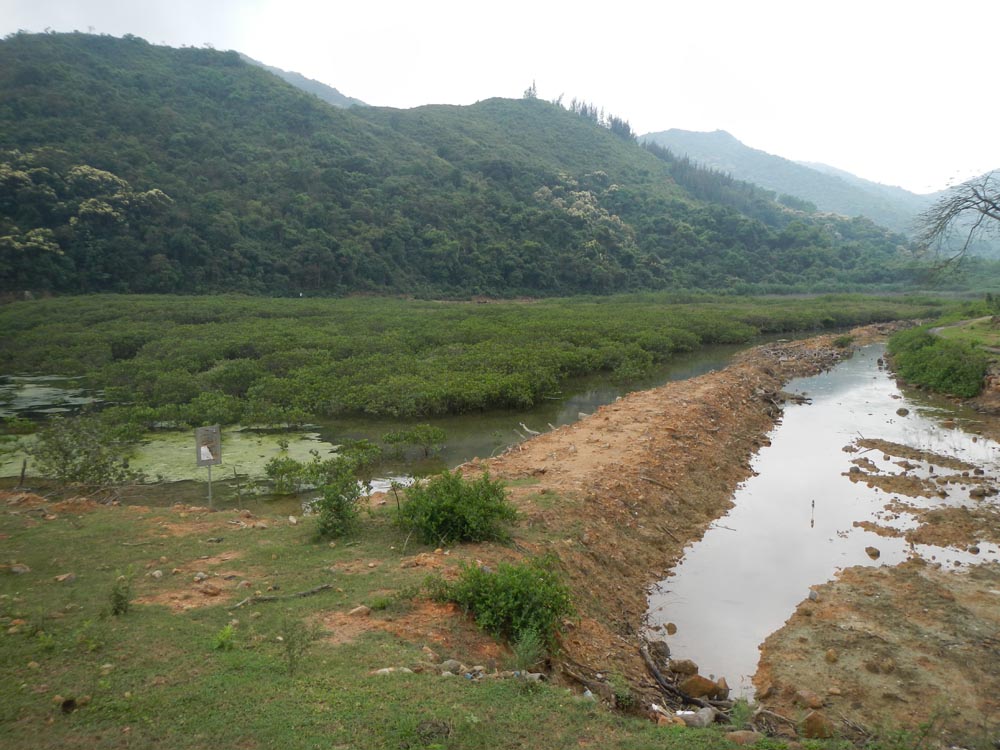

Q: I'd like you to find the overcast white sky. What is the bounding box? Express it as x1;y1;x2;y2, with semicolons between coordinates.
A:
5;0;999;194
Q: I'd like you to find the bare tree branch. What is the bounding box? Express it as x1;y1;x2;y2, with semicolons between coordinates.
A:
916;170;1000;269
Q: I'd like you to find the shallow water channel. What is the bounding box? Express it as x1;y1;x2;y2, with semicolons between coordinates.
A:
1;342;750;509
646;344;1000;698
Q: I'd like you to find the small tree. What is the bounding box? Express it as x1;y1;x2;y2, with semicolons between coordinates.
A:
32;414;134;487
314;458;363;539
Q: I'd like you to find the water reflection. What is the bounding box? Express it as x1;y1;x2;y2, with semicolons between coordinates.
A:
646;344;1000;697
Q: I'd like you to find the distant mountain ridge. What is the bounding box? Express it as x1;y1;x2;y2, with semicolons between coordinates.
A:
0;32;916;296
640;129;932;235
239;53;365;108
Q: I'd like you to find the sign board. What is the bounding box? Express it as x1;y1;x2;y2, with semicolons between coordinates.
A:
195;425;222;467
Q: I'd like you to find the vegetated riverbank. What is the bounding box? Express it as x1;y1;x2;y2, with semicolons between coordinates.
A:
461;322;999;745
4;321;997;747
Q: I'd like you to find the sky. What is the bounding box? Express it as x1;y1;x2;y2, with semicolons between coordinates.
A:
5;0;1000;195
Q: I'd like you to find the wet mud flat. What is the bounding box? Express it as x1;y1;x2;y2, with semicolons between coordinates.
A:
470;323;1000;744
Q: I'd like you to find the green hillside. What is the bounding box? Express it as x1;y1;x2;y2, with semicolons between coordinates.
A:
642;129;930;234
1;32;917;297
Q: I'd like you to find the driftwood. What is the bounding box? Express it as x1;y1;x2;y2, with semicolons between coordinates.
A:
560;664;615;705
233;582;333;609
639;644;714;709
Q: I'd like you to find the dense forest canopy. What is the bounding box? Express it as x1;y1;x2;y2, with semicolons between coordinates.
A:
0;32;922;297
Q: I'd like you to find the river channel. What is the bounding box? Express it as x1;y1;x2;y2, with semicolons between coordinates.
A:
1;342;751;506
646;344;1000;698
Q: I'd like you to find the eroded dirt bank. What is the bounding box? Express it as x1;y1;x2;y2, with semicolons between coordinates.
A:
462;323;1000;744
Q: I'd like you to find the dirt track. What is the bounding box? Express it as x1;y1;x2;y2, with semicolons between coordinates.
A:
462;323;1000;745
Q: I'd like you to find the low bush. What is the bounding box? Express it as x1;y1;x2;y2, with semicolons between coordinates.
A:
439;556;574;648
314;460;363;539
32;414;135;487
398;470;517;545
888;327;988;398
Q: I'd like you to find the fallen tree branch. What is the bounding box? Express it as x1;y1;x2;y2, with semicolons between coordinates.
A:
639;644;712;709
232;582;334;609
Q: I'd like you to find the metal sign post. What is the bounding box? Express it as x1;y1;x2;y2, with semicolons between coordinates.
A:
195;425;223;509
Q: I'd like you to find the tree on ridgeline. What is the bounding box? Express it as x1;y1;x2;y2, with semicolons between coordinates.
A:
916;170;1000;267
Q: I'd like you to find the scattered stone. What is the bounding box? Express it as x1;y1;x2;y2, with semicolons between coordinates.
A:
865;546;881;560
373;667;413;675
193;572;208;582
678;706;717;728
10;563;30;574
808;589;819;602
895;407;909;417
648;640;671;669
348;605;371;617
794;688;824;709
236;580;251;589
54;573;76;583
968;545;980;555
668;658;699;675
421;646;440;663
715;676;730;699
801;710;835;739
665;622;678;635
149;570;163;580
439;659;464;675
824;648;838;664
206;537;223;543
679;674;725;699
27;660;39;669
828;686;842;696
726;730;765;745
199;583;222;597
288;516;298;525
656;714;685;727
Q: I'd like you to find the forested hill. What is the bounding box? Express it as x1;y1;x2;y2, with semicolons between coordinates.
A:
1;32;915;297
641;129;931;235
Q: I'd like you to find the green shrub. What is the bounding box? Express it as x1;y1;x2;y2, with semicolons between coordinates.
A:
888;327;988;398
314;460;363;539
381;424;446;457
109;571;134;616
398;470;517;545
32;414;134;487
440;556;574;647
213;624;236;651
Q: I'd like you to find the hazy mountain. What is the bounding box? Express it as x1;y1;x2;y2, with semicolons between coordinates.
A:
238;54;366;108
641;129;932;235
0;32;914;296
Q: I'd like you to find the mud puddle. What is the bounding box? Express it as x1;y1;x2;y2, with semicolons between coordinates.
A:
646;344;1000;697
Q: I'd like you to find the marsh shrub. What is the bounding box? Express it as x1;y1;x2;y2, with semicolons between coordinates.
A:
32;414;134;487
442;556;574;647
315;460;363;539
398;470;517;545
888;327;988;398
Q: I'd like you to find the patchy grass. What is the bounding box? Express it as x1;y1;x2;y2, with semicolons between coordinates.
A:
1;495;826;749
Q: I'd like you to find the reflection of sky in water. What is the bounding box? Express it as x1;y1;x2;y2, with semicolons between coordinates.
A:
647;345;1000;697
0;375;99;417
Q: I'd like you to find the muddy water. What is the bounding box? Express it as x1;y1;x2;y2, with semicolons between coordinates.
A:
1;343;748;511
646;344;1000;697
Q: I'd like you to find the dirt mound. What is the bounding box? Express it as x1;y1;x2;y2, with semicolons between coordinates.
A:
458;322;998;744
458;331;865;707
